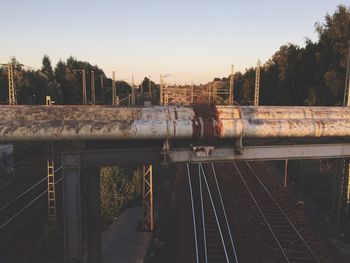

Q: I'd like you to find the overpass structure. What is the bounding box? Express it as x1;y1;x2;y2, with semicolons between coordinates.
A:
1;104;350;262
2;104;350;141
1;104;350;161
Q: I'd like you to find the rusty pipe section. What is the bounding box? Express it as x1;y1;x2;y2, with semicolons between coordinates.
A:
219;106;350;120
1;105;350;141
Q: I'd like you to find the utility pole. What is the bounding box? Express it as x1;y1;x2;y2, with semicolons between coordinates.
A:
213;81;217;102
112;71;117;105
340;41;350;226
343;41;350;107
73;69;87;105
160;74;164;105
1;63;17;105
143;164;154;231
96;74;104;103
229;64;234;105
8;63;16;105
254;60;261;106
148;76;152;98
131;75;135;106
208;83;211;103
90;71;95;105
82;70;87;105
191;83;194;104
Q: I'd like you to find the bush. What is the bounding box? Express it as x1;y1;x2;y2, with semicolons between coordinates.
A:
100;166;137;224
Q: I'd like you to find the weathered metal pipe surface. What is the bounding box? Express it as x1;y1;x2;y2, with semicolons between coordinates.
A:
4;105;350;121
219;106;350;120
1;105;350;141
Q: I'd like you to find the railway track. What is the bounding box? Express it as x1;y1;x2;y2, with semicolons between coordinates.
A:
187;163;238;263
185;162;324;263
233;161;320;263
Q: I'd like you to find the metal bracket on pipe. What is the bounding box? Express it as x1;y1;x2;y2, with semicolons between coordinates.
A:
192;146;215;157
160;139;171;165
235;137;243;154
235;106;246;154
160;107;172;165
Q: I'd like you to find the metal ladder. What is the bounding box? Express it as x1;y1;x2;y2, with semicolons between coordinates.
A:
46;96;56;222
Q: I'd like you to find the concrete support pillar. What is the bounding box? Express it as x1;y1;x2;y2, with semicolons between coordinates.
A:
86;168;101;263
63;152;82;263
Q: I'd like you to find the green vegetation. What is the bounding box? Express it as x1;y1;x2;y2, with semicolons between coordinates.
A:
213;5;350;107
100;166;139;225
1;6;349;107
0;56;159;105
288;160;337;211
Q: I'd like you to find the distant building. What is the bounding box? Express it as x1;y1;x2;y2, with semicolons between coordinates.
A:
0;145;14;176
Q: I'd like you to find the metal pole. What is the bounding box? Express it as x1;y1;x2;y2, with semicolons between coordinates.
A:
97;75;104;104
148;76;152;98
229;64;234;105
254;60;261;106
191;83;194;104
284;159;288;188
208;83;211;103
214;83;217;102
73;69;87;105
131;75;135;106
160;74;163;105
82;70;87;105
342;43;350;228
143;164;153;231
8;63;17;105
112;71;116;105
90;71;95;105
343;41;350;107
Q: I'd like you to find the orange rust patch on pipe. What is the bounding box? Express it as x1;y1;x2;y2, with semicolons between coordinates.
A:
192;103;223;141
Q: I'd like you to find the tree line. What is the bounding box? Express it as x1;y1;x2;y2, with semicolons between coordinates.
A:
229;5;350;106
0;5;349;107
0;56;158;105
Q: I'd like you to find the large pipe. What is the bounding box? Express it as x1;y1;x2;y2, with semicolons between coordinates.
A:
1;105;350;141
4;105;350;121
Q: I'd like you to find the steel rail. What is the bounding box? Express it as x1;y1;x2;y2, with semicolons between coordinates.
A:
198;164;208;263
186;163;199;263
232;162;290;262
200;163;230;263
211;162;239;263
245;161;320;263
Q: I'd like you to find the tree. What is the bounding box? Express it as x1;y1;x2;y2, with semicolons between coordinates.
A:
100;166;137;224
41;55;54;80
314;5;350;105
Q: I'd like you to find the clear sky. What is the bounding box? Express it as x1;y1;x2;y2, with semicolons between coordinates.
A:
0;0;346;84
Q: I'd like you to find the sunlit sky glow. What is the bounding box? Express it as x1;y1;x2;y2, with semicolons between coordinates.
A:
1;0;346;84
